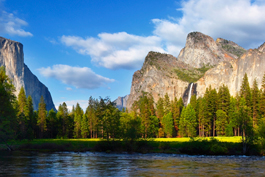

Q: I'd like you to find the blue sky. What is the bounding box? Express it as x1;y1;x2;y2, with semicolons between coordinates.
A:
1;0;265;110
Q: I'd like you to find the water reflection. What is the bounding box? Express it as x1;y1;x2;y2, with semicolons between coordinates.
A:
0;151;265;176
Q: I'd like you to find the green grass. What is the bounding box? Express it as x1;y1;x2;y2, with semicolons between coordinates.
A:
151;136;242;142
4;136;263;155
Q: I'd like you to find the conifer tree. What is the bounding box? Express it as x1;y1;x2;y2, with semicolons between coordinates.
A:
81;114;89;138
37;96;47;138
162;112;173;137
0;66;17;146
251;79;260;127
260;73;265;117
156;97;164;119
46;109;57;138
26;96;35;139
240;73;252;108
74;103;83;138
164;93;171;115
218;84;230;114
17;87;28;139
216;109;227;136
198;97;206;137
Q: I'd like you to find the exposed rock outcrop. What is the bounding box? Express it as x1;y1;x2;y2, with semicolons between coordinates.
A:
197;46;265;97
0;37;56;111
113;95;129;111
126;52;190;109
177;32;237;68
127;31;265;110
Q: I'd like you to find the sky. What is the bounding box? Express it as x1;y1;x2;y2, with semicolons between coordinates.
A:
1;0;265;110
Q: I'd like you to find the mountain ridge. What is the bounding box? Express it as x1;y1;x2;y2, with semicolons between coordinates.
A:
126;31;264;110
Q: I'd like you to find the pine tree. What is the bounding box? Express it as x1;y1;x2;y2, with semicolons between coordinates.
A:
218;84;230;115
0;66;17;146
162;112;174;137
185;104;197;137
46;109;57;138
240;73;252;108
164;93;170;115
251;79;260;127
179;107;186;137
37;96;47;138
17;87;28;139
26;96;34;139
74;103;83;138
260;73;265;118
198;97;206;137
81;114;89;138
216;109;227;136
156;97;164;119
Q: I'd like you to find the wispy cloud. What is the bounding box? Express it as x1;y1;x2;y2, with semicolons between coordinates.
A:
60;32;165;69
38;64;115;89
0;11;33;37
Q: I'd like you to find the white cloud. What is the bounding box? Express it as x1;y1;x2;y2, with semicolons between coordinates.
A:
60;32;166;69
38;64;115;89
56;100;88;111
66;87;72;91
153;0;265;49
60;0;265;70
0;11;33;37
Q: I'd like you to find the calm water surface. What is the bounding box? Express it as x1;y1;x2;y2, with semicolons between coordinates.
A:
0;151;265;176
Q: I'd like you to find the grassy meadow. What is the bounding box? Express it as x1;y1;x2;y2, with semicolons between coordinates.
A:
0;136;249;155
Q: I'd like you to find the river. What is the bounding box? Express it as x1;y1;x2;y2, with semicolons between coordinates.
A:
0;151;265;176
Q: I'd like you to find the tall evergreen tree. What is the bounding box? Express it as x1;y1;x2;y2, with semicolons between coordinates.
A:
162;112;174;137
216;109;227;136
17;87;28;139
251;79;260;127
164;93;171;115
240;73;252;108
37;96;47;138
0;66;17;148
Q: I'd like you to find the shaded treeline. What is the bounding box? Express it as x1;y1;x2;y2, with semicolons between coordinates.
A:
1;65;265;150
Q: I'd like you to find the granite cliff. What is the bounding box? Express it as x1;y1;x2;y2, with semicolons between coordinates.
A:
113;95;129;111
0;37;56;111
126;31;264;110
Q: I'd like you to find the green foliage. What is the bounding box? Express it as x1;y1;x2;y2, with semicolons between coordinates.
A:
216;109;227;136
162;112;174;138
174;65;212;82
0;66;17;143
221;43;246;57
179;105;197;137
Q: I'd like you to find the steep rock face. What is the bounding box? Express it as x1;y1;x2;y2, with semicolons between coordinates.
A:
113;95;129;111
126;52;190;109
216;38;246;58
0;37;56;111
197;46;265;97
178;32;236;68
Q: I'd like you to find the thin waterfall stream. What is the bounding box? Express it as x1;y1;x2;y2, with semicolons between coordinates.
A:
187;83;193;105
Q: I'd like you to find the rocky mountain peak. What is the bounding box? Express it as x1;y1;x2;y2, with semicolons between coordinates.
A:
216;38;246;58
178;32;235;68
258;42;265;53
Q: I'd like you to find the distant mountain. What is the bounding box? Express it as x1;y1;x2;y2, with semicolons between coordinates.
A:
113;95;129;111
0;37;56;111
126;31;265;110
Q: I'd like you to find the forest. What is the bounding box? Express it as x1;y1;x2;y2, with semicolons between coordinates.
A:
1;65;265;152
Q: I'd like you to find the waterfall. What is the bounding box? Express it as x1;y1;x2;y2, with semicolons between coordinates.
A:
187;83;193;105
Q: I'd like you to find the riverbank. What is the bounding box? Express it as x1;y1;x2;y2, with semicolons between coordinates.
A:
0;137;262;155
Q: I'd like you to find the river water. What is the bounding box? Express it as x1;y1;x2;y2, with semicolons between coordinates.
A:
0;151;265;176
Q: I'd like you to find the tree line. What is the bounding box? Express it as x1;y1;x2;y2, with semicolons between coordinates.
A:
1;65;265;144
